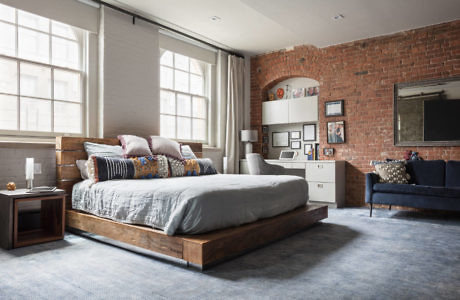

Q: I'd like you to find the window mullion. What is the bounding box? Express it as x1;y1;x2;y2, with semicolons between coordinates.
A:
17;57;20;131
51;67;55;133
175;92;179;140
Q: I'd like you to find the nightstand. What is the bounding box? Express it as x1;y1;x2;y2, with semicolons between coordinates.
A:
0;189;66;249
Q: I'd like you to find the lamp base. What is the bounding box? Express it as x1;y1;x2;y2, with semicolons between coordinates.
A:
26;179;33;190
245;142;253;158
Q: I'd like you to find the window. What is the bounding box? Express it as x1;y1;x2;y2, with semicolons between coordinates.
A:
160;50;208;142
0;4;85;136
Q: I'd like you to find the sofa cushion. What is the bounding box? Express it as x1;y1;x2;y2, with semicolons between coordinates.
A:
373;183;460;198
446;160;460;188
374;161;409;184
406;160;445;186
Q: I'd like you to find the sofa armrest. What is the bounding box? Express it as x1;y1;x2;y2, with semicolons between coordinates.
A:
365;173;379;204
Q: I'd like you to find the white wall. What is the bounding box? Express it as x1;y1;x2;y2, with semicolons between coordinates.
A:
0;145;55;188
0;0;98;33
99;6;160;137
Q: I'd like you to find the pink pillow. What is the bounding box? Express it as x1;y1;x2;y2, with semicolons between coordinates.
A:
148;136;183;160
117;135;152;157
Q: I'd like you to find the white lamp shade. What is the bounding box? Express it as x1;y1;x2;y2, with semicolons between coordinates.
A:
240;130;258;142
25;158;34;180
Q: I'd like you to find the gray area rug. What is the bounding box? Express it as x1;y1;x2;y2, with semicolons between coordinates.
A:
1;208;459;300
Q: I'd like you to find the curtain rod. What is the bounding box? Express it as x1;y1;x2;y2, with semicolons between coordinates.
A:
89;0;245;58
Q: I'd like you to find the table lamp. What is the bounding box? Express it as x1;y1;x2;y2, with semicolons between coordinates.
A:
25;158;34;189
241;130;258;157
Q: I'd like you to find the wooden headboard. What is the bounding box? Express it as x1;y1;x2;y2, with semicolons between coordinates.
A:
56;136;203;206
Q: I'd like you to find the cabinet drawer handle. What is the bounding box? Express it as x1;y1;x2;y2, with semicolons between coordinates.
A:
317;164;323;169
317;183;323;188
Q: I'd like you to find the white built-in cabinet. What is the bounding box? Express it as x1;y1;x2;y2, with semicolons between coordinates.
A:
262;96;318;125
239;159;346;208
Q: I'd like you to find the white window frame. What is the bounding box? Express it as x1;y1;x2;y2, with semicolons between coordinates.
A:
0;7;86;138
160;50;209;144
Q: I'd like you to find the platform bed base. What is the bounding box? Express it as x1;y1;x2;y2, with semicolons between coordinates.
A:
66;205;327;269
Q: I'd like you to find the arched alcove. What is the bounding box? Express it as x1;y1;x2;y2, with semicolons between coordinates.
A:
258;77;320;161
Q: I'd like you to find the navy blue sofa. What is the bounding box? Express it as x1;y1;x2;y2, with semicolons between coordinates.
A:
365;160;460;216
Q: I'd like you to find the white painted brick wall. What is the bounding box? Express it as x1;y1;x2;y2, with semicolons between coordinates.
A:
0;147;56;189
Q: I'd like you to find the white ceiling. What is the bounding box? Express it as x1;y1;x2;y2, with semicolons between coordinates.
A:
109;0;460;55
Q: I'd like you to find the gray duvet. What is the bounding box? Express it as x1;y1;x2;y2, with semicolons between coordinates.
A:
72;174;308;235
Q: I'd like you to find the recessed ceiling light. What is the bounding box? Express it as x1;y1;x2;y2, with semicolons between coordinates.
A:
210;16;221;22
332;14;345;21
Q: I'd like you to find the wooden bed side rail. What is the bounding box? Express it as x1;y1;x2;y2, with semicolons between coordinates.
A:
66;205;327;269
56;136;203;206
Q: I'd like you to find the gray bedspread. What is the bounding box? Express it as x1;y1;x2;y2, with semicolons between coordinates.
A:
72;174;308;235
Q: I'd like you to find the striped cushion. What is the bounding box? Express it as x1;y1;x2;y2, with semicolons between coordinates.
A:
87;155;168;183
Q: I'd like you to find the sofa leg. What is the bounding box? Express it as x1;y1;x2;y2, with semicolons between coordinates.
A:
370;203;373;217
389;205;392;211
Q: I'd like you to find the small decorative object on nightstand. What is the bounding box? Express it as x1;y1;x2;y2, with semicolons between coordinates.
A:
6;182;15;191
0;189;66;249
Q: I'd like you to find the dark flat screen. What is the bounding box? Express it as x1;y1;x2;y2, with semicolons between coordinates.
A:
424;100;460;141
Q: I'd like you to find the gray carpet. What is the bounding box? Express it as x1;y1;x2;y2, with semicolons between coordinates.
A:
1;208;459;300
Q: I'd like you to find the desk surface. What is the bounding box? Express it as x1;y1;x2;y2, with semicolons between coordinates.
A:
240;159;340;163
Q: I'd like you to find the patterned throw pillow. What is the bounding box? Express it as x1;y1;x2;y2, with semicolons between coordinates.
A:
87;155;168;183
374;162;409;184
184;159;200;176
168;157;185;177
131;156;168;179
196;158;217;175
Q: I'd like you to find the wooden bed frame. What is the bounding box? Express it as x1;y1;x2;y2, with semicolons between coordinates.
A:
56;136;327;269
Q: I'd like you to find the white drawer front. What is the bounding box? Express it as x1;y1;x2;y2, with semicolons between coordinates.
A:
308;182;336;203
306;163;335;182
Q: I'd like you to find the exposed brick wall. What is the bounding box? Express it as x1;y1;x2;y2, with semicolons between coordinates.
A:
251;21;460;207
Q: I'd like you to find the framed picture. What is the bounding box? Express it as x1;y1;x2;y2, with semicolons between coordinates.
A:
327;121;345;143
291;141;301;149
262;146;268;154
290;131;301;140
325;100;344;117
303;124;316;141
262;125;269;134
262;135;269;144
272;132;289;147
323;148;334;156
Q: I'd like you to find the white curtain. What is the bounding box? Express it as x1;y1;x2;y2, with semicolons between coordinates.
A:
224;55;245;174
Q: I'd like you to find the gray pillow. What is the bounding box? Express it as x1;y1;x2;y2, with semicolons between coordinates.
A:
148;136;183;160
83;142;123;158
181;145;197;159
76;159;89;179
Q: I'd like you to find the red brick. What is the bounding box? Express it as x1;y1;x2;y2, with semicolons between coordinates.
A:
250;20;460;207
